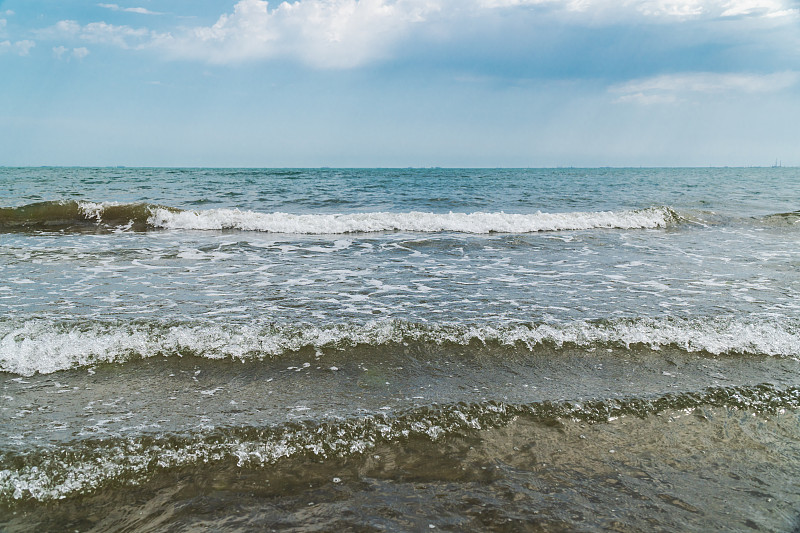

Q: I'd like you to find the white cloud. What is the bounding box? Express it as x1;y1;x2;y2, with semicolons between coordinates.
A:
35;0;799;68
479;0;798;18
162;0;797;67
40;19;155;49
635;0;707;17
615;92;681;104
719;0;795;17
98;3;164;15
82;21;152;47
50;20;82;36
53;45;92;60
0;39;35;56
478;0;560;7
156;0;443;67
611;71;800;103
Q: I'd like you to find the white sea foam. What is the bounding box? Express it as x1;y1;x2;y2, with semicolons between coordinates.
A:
1;317;797;376
77;201;121;220
147;206;677;234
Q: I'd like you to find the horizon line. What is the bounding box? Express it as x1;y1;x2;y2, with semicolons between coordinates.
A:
1;165;796;170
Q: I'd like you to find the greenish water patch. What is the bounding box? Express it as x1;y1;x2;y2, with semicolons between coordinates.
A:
2;394;799;532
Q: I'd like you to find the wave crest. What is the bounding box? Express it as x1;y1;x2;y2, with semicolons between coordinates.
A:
148;206;678;234
1;384;797;502
2;317;798;376
0;201;679;234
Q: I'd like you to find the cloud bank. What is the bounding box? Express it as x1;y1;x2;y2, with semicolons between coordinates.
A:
156;0;441;68
33;0;797;68
479;0;797;18
611;71;800;104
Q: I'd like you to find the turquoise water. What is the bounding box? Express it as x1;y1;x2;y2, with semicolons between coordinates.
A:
1;167;800;531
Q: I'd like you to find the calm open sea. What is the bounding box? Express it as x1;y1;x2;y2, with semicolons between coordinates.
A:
1;167;799;531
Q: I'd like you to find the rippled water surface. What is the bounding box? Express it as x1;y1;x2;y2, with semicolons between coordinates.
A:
1;167;799;531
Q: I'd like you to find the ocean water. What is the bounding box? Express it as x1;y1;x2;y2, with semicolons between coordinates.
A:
1;167;799;531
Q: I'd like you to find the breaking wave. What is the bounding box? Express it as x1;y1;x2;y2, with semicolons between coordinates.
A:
1;384;797;502
0;201;679;234
0;201;170;231
2;317;798;376
147;206;679;234
758;210;800;226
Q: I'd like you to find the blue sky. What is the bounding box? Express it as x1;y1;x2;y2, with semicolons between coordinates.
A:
1;0;798;167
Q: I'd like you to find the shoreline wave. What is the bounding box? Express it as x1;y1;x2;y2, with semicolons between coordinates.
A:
0;201;679;234
1;383;797;503
2;317;798;376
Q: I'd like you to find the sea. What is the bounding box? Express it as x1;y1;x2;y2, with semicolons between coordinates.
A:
1;167;799;532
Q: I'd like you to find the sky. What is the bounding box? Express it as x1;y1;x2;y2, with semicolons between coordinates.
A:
1;0;799;167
